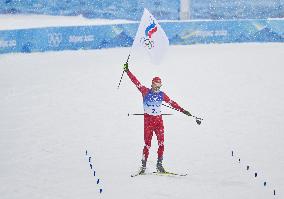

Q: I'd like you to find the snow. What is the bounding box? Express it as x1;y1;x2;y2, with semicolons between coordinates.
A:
5;14;279;31
0;14;135;30
0;15;284;199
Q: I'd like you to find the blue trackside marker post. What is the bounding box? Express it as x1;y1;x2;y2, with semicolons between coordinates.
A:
230;150;277;197
85;150;103;194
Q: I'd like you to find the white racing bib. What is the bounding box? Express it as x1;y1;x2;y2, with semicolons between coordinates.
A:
143;90;163;116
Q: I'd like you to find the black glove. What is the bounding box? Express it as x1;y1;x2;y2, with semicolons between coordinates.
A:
123;62;129;72
183;110;192;117
196;119;201;125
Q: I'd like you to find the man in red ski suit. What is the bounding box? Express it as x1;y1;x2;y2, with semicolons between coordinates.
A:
123;63;191;174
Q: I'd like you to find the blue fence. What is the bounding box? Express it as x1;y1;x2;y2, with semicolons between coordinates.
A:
0;0;179;20
0;19;284;54
1;0;284;20
191;0;284;19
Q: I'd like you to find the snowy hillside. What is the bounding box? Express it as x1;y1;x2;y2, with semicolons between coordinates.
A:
1;42;284;199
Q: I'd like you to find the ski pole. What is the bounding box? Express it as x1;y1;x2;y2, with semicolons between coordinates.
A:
117;54;130;89
162;104;203;125
128;113;173;116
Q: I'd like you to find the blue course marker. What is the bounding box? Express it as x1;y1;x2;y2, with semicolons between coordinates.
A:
100;189;103;194
97;179;100;184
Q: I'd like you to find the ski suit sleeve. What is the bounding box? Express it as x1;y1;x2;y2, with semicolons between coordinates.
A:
163;92;185;113
126;70;148;96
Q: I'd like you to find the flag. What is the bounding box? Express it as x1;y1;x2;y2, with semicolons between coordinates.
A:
132;8;169;65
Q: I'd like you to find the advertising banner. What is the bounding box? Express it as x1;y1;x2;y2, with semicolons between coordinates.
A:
0;19;283;54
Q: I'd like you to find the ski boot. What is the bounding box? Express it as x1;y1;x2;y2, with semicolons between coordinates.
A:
156;157;166;173
138;159;147;175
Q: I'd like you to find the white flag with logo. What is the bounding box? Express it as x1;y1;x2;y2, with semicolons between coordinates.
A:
132;8;169;65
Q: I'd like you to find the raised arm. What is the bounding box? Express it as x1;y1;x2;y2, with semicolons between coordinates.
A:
124;66;148;96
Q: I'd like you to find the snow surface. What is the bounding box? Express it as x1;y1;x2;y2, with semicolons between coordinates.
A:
0;14;284;199
1;43;284;199
0;14;135;30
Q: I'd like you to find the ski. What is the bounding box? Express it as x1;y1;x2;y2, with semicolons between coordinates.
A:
152;171;188;177
131;172;144;177
131;171;187;177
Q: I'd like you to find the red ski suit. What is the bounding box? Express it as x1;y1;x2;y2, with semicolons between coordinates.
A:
126;70;185;161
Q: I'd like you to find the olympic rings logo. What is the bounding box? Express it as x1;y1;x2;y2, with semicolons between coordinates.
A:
140;37;154;49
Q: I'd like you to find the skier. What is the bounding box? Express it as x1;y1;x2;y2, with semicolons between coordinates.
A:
123;62;192;174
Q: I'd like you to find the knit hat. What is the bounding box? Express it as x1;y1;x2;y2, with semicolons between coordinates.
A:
152;77;162;84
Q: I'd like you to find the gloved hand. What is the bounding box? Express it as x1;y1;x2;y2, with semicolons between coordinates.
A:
196;119;201;125
123;62;129;72
183;110;192;117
